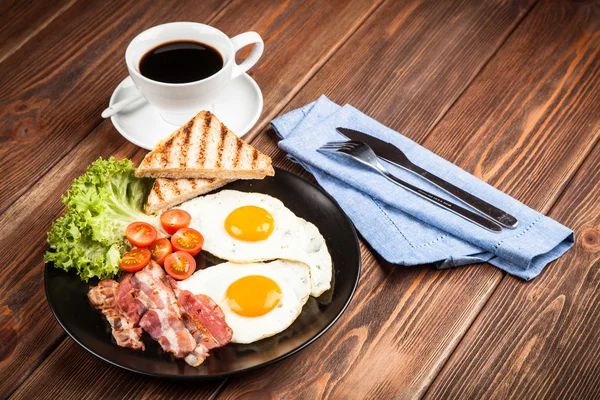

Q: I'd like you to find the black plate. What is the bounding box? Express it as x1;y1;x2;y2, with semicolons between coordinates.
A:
45;168;360;379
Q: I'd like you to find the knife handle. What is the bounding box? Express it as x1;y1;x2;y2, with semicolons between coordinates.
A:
379;170;503;233
403;164;518;228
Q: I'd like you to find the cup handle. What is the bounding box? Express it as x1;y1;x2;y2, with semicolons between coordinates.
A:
230;32;264;79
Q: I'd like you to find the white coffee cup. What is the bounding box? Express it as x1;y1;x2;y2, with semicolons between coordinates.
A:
125;22;263;125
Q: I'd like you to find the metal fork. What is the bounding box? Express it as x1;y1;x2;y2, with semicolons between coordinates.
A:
319;140;503;232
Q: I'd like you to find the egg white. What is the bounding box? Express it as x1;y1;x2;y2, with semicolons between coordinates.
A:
177;190;332;297
178;260;311;344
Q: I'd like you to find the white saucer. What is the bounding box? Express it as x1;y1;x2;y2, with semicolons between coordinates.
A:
109;74;263;150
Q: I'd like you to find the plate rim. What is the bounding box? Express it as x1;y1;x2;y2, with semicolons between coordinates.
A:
44;167;361;380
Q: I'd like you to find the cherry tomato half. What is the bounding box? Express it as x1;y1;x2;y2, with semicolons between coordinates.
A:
120;248;151;272
164;251;196;280
171;228;204;256
126;222;157;247
148;238;172;266
160;209;192;235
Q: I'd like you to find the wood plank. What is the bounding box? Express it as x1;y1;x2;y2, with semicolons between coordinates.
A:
423;4;600;393
9;0;597;397
0;0;76;63
0;1;233;395
425;141;600;399
0;126;142;399
262;0;535;140
0;0;382;216
0;0;382;397
212;0;385;142
9;338;225;400
417;0;600;212
218;0;600;398
0;0;229;214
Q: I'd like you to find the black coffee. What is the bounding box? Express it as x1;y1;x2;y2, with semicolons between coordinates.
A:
139;41;223;84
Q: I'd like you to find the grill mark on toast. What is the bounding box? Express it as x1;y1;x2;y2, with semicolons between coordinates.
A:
172;180;181;196
190;179;197;190
251;149;259;168
234;138;244;167
180;120;194;167
215;124;228;168
154;180;164;202
198;112;212;168
160;138;175;167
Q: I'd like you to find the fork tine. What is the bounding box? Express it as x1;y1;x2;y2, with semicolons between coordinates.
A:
318;146;353;156
324;143;361;150
326;140;350;144
333;147;354;154
335;147;354;155
317;147;337;153
320;143;354;150
320;140;367;156
344;141;362;149
322;140;350;147
320;146;349;153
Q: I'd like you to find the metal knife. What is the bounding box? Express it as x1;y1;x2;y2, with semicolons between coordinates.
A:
336;127;518;228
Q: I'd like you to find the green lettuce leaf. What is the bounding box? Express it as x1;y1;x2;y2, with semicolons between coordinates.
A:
45;157;161;281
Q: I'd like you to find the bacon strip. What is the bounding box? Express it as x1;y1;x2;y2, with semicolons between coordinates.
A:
169;277;232;348
87;279;145;350
117;274;145;321
131;261;209;366
88;261;230;367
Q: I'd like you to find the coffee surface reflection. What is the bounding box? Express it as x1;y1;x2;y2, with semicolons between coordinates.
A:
139;40;223;84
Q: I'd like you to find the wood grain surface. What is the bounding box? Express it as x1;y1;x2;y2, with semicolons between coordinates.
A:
422;5;600;396
0;0;229;214
0;125;142;399
0;0;229;395
0;0;382;398
5;0;535;397
426;142;600;399
219;0;600;398
0;0;76;63
0;0;383;217
2;0;599;398
10;338;226;400
211;0;386;142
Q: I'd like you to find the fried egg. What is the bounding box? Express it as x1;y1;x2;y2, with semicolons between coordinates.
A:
179;260;311;343
178;190;332;297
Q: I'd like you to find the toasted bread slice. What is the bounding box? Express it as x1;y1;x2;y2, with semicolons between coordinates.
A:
145;177;232;215
135;111;274;179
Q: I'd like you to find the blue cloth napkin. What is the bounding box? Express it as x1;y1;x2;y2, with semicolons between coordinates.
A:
272;96;574;280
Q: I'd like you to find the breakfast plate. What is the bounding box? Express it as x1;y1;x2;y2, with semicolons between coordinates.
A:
45;168;360;379
109;74;263;150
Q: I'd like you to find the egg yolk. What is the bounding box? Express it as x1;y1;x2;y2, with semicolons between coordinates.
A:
224;206;274;241
226;275;282;317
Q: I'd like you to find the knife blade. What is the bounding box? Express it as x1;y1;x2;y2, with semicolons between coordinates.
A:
336;127;518;228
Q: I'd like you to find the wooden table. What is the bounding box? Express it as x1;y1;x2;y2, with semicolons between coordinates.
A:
1;0;599;398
